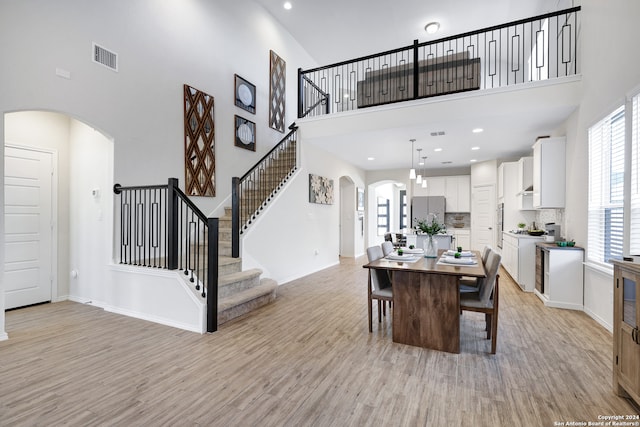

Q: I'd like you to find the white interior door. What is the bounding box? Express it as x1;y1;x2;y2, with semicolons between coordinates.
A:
4;146;54;309
471;184;496;251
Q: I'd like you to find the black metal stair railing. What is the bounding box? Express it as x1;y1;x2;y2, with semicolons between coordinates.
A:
298;6;580;118
113;177;219;332
231;123;298;258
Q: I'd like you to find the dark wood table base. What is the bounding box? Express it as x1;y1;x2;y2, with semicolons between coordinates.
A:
392;270;461;353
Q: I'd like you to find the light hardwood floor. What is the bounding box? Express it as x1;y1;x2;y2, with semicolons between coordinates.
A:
0;257;637;426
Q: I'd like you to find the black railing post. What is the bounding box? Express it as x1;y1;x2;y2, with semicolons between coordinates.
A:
167;177;179;270
413;39;419;100
231;177;240;258
207;217;219;333
298;67;304;119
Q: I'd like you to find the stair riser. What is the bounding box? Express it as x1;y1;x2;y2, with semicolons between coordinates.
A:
218;289;277;324
219;261;242;276
219;274;261;298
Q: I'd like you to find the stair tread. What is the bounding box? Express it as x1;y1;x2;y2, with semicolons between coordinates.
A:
219;278;277;310
219;268;262;286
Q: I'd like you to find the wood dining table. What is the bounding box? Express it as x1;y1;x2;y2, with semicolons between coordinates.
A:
363;249;486;353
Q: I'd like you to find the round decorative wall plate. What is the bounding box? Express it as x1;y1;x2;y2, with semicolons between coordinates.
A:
236;123;253;145
237;84;253;107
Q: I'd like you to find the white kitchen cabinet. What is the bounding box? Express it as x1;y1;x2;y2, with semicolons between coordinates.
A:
534;243;583;309
533;137;566;208
425;177;445;197
451;229;471;250
444;175;470;212
518;156;533;192
502;232;543;292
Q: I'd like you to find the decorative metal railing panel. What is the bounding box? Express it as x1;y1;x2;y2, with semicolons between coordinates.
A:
114;178;219;332
298;6;580;118
231;123;298;258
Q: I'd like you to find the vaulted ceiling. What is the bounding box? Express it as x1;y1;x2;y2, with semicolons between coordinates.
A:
255;0;579;171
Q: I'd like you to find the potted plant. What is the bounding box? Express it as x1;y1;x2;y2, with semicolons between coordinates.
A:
517;222;526;232
415;214;446;258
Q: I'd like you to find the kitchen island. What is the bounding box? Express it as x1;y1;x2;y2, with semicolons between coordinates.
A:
534;242;584;310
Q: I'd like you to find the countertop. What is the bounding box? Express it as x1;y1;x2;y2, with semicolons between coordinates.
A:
503;231;545;239
535;242;584;251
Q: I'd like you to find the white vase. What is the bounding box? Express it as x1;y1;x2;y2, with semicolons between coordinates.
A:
424;234;438;258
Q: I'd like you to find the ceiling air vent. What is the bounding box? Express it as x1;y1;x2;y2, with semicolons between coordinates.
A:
430;131;446;137
92;42;118;71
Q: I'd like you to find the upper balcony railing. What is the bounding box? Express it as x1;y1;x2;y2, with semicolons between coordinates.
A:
298;6;580;118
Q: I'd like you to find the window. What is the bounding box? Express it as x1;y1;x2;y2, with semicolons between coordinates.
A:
588;105;625;265
399;190;407;230
631;94;640;255
377;197;390;235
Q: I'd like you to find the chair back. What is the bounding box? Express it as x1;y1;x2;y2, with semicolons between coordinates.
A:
366;246;392;291
481;245;492;264
477;250;502;306
381;241;394;256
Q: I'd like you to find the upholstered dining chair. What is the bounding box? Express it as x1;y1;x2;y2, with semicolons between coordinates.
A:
381;241;394;257
460;245;492;293
460;249;502;354
366;246;393;333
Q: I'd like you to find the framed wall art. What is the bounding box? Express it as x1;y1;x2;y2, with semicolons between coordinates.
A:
235;74;256;114
183;84;215;197
234;115;256;151
269;50;286;133
309;174;334;205
357;187;365;211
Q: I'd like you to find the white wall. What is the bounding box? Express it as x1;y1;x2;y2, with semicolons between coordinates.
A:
563;0;640;330
0;0;317;335
241;142;366;284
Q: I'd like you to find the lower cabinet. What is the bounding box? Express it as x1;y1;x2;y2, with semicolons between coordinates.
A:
613;260;640;406
501;233;542;292
534;244;584;310
451;229;470;250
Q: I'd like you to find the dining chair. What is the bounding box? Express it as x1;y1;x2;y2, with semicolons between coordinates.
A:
460;249;502;354
381;241;394;256
460;245;492;293
366;246;393;333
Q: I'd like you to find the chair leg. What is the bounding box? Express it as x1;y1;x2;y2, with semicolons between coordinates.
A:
490;310;498;354
368;297;373;333
486;314;492;339
382;301;386;316
378;300;382;323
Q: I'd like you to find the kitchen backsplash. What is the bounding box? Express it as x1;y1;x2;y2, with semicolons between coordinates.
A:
444;212;471;230
535;209;564;234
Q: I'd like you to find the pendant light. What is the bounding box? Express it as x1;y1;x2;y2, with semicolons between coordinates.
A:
421;156;428;188
409;139;416;179
416;148;423;184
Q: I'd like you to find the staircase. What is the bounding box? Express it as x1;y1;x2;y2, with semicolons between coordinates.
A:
217;206;277;324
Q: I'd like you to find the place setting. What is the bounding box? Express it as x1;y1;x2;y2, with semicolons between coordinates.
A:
437;246;478;265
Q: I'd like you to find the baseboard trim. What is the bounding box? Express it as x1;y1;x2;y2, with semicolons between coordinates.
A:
584;306;613;333
0;331;8;341
103;304;203;334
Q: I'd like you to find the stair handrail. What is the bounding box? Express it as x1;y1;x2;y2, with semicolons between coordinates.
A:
231;123;299;258
113;177;219;332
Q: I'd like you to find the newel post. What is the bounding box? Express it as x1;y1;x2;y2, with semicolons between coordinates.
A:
231;177;240;258
207;217;219;333
167;177;179;270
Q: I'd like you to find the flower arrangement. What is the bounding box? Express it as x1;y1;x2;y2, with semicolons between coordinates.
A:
414;214;446;236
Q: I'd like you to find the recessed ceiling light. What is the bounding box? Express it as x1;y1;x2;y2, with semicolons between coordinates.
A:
367;157;375;161
424;22;440;34
434;148;443;152
470;159;477;163
471;146;480;150
472;128;484;133
283;1;292;10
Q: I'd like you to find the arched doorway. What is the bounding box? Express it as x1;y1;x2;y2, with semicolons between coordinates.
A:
3;110;114;309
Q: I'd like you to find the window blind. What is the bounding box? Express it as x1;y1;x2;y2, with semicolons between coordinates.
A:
588;105;625;265
631;94;640;255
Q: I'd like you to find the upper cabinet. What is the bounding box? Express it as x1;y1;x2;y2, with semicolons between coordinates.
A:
533;137;566;209
445;175;471;212
421;175;470;212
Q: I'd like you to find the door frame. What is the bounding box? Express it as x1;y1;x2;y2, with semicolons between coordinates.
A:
5;142;59;304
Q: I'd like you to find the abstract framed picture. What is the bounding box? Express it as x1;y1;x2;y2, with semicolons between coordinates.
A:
269;50;286;133
357;187;365;211
235;74;256;114
309;174;334;205
234;115;256;151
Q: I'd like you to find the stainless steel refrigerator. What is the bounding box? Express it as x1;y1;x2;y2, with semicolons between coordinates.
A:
410;196;446;229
